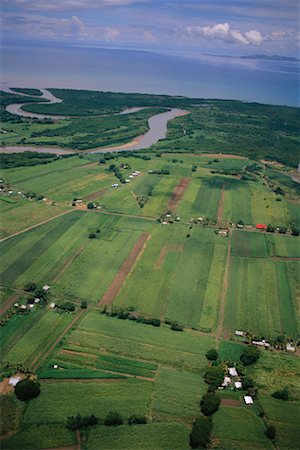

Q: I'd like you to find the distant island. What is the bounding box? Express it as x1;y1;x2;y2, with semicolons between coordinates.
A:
241;54;299;62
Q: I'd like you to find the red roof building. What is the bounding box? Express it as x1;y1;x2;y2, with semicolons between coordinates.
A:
256;224;267;230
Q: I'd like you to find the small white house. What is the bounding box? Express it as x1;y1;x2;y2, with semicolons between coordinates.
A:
135;171;141;174
228;367;238;377
20;305;27;310
222;376;231;387
125;179;130;183
252;340;270;348
13;303;19;307
9;376;20;386
53;364;59;369
34;298;41;304
43;285;50;291
128;175;134;179
244;395;254;405
111;183;119;188
29;304;34;308
49;302;56;309
235;381;242;389
235;330;245;337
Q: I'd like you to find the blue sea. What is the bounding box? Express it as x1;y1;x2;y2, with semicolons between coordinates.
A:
2;43;299;107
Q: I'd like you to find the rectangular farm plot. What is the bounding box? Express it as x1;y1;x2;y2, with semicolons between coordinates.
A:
176;177;222;221
3;310;75;367
231;231;269;258
151;367;206;423
55;217;153;304
115;226;227;329
23;378;152;426
224;257;298;337
212;406;272;449
0;199;67;239
86;423;190;450
64;312;214;372
250;183;290;226
0;211;84;286
222;179;253;225
99;174;178;217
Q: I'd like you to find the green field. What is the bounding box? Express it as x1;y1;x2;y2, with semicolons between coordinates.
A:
115;225;226;331
212;406;272;449
86;423;190;450
63;312;214;372
224;256;299;337
0;89;299;450
3;310;75;367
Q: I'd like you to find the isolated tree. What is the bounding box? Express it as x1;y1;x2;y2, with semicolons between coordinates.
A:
240;346;260;366
272;387;289;401
200;392;221;416
265;425;276;440
87;202;95;209
81;300;87;309
189;416;212;448
205;349;218;361
15;378;40;401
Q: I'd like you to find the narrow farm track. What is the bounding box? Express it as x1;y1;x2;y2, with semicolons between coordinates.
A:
217;184;225;225
90;208;156;221
0;209;73;242
99;232;150;306
215;230;232;347
0;293;18;315
31;310;85;372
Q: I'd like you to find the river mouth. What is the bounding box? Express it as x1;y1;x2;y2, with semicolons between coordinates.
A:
1;88;190;155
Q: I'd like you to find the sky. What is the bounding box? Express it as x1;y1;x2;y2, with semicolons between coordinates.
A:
1;0;300;58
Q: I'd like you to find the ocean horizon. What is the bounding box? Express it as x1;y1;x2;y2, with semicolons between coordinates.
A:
2;43;299;107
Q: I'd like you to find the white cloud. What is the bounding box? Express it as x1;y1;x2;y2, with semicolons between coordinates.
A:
104;27;120;41
185;22;264;46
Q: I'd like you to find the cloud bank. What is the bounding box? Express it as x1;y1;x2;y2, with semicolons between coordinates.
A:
185;23;264;46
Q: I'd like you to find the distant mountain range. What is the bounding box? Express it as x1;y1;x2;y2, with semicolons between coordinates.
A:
240;54;299;62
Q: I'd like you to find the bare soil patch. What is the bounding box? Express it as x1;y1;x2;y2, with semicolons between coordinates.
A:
167;177;190;212
0;378;14;395
154;244;183;269
0;293;18;315
84;188;107;202
99;232;150;306
221;398;241;407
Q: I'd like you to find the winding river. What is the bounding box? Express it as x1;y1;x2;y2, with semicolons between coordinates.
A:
1;88;189;154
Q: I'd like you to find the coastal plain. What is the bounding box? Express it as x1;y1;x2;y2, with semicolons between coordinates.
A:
0;88;299;450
